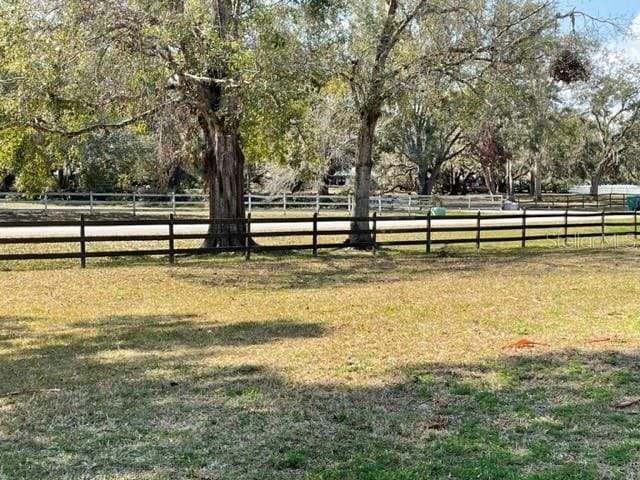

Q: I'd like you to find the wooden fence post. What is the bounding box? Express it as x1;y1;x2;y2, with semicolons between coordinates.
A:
79;214;86;269
89;191;94;216
378;196;382;214
564;208;569;246
168;214;175;264
316;192;320;213
426;210;432;254
476;210;481;249
43;193;48;216
521;208;527;248
283;194;287;213
601;208;606;244
171;191;177;215
312;212;318;257
372;211;377;255
635;208;638;241
245;213;252;260
132;192;137;216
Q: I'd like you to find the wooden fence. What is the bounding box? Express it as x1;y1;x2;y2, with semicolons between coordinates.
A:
0;209;638;267
517;193;634;210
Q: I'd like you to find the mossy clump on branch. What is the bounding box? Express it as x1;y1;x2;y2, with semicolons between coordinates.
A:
549;49;590;83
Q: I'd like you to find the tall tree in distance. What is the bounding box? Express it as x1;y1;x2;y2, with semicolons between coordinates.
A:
343;0;430;244
470;122;511;195
340;0;572;244
383;72;465;195
579;64;640;196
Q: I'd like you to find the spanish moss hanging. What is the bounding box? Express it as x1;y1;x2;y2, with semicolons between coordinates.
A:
549;13;591;84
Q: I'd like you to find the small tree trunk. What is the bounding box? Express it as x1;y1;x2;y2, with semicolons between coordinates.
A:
349;113;378;246
482;166;497;196
590;168;604;197
532;154;542;201
589;155;613;197
506;157;514;200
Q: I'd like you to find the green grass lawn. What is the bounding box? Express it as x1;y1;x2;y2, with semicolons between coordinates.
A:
1;248;640;479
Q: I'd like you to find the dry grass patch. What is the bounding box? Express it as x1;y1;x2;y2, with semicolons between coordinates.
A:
1;249;639;479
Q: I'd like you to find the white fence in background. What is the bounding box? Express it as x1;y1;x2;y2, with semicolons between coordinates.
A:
569;185;640;195
0;191;504;216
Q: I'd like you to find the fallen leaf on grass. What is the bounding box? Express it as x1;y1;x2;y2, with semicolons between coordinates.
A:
426;421;446;430
502;338;549;349
585;337;611;344
615;398;640;409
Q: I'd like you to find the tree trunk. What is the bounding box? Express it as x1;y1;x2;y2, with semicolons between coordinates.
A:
532;153;542;201
417;165;429;195
194;0;246;249
482;166;497;196
349;113;378;246
317;172;330;196
419;161;443;196
201;116;246;248
590;164;605;197
506;157;514;200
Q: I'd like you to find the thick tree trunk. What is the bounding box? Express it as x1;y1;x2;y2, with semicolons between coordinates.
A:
194;0;247;249
418;165;429;195
201;117;246;249
427;161;444;196
349;113;378;246
418;161;442;196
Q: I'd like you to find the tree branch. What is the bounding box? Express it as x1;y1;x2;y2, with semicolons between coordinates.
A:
2;100;182;138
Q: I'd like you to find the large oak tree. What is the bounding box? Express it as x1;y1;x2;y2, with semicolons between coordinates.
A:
0;0;319;246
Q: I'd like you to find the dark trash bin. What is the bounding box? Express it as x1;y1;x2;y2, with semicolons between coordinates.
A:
626;196;640;211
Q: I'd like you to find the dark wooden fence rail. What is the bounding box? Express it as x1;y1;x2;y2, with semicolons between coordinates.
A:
0;209;638;267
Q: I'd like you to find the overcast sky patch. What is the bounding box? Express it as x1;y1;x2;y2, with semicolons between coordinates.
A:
610;14;640;64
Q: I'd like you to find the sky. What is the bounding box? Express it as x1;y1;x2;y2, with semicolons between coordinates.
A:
559;0;638;19
559;0;640;63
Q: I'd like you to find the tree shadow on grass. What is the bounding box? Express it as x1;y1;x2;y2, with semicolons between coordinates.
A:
2;315;327;364
1;324;639;480
0;315;41;343
69;315;329;348
170;246;640;291
2;235;637;274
